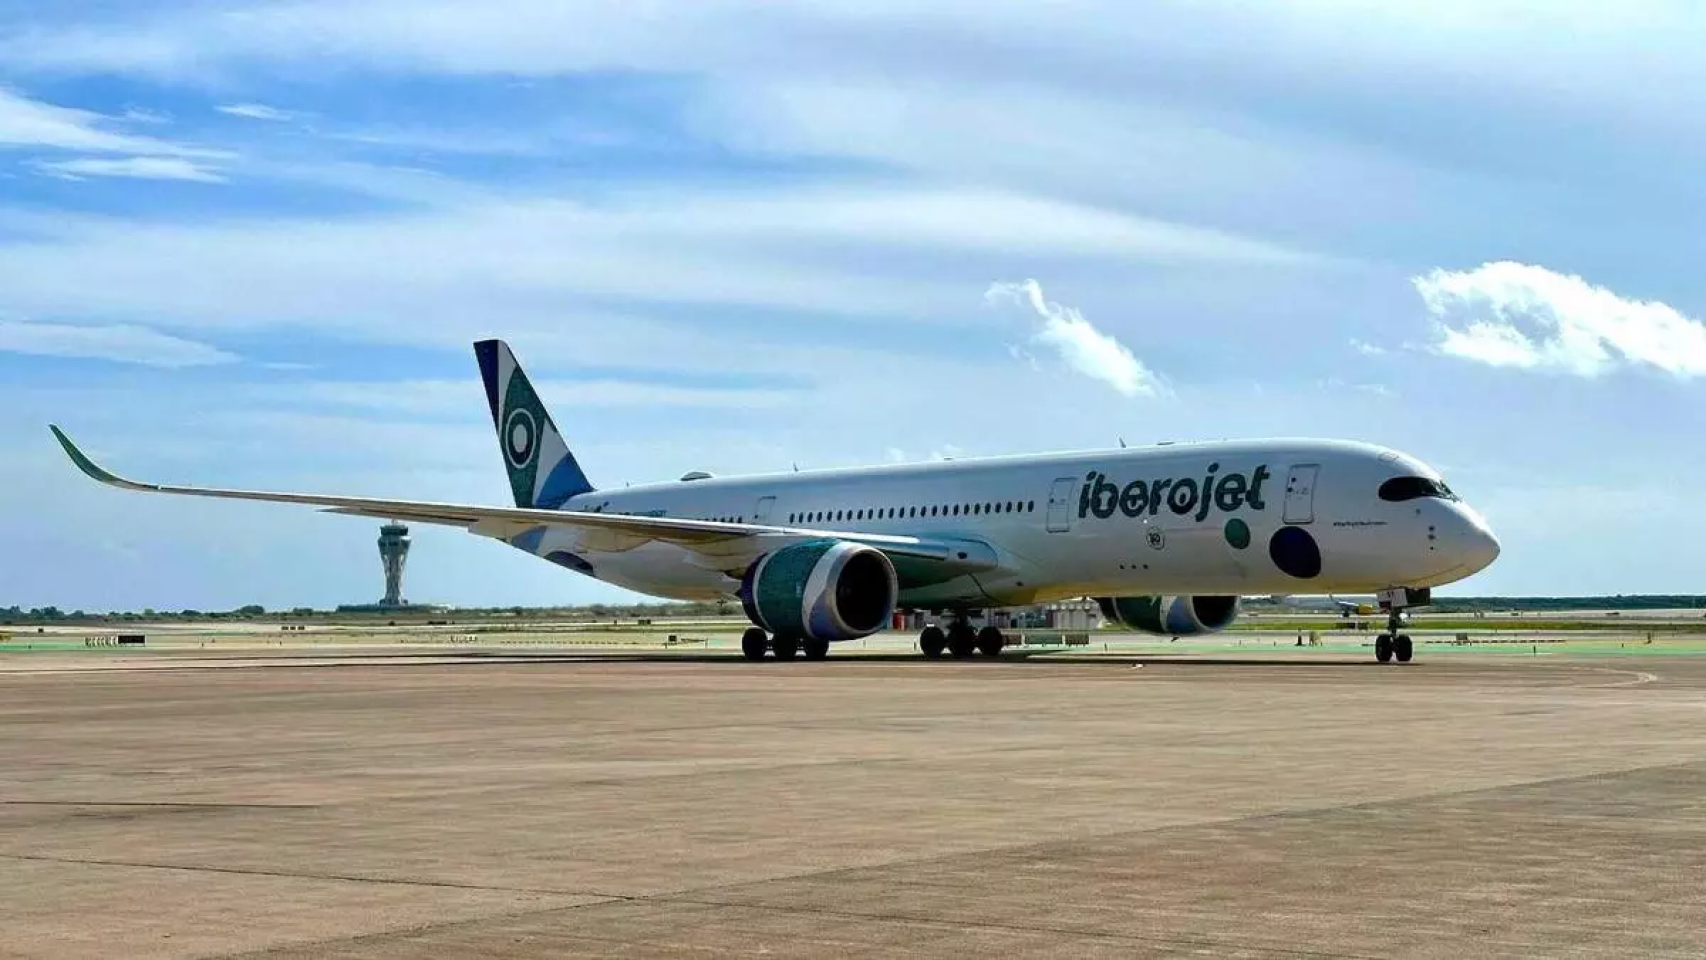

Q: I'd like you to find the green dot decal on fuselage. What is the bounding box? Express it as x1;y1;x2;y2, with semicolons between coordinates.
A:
1078;463;1271;524
1224;518;1251;549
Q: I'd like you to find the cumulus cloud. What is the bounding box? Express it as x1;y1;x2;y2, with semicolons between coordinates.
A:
1415;261;1706;377
33;156;225;183
217;102;293;122
986;280;1166;397
0;319;238;367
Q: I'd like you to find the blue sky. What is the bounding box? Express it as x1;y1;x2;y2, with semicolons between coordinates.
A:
3;1;1704;611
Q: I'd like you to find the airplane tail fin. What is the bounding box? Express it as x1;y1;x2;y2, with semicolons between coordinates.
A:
473;339;594;509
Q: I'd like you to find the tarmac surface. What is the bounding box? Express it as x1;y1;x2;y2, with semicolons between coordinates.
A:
2;648;1704;958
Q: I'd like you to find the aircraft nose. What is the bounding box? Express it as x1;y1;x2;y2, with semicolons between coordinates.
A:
1452;507;1501;572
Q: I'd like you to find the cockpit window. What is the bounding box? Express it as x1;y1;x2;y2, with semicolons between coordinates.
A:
1378;476;1459;502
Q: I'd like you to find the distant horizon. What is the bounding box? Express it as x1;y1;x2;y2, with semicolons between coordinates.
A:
7;593;1706;623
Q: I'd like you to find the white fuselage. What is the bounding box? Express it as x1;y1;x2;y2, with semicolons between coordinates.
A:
521;438;1500;608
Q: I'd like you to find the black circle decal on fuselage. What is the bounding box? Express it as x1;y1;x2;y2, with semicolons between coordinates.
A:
505;408;537;468
1268;525;1321;579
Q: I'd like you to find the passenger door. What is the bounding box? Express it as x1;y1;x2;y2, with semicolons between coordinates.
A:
753;495;776;524
1045;477;1078;533
1282;464;1318;524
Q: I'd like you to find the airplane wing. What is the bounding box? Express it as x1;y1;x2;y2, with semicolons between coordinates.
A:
49;426;1001;578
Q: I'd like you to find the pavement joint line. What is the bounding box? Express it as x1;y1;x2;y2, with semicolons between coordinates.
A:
0;852;630;899
653;896;1387;960
597;755;1706;911
8;757;1698;922
212;879;1378;960
2;800;319;809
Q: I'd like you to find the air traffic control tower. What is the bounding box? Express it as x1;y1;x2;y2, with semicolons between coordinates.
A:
377;522;411;607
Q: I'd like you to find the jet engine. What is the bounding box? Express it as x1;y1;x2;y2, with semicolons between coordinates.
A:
740;539;899;643
1095;595;1241;636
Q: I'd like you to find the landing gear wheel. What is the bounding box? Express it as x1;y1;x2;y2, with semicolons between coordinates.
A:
1374;634;1393;663
919;626;946;659
976;626;1006;657
772;633;799;660
946;623;977;659
803;637;830;660
1394;634;1413;663
741;627;768;661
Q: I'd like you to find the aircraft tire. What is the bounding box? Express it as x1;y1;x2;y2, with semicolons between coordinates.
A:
741;627;768;661
919;626;946;659
1394;634;1413;663
976;626;1005;657
803;637;830;660
773;633;800;660
1375;634;1393;663
947;623;977;659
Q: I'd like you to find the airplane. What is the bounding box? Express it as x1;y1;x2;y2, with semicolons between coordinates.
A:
48;339;1501;665
1335;597;1378;618
1249;594;1377;618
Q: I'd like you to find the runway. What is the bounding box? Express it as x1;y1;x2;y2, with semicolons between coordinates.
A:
3;650;1703;957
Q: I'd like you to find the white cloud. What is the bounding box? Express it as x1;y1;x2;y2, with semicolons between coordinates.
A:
1317;377;1392;398
271;378;795;414
0;319;238;367
0;87;215;156
0;185;1313;342
1350;339;1387;356
119;107;171;125
1415;261;1706;377
33;156;226;183
986;279;1166;398
216;102;293;122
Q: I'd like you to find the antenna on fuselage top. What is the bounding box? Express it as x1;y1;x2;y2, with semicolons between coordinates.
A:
1118;437;1127;448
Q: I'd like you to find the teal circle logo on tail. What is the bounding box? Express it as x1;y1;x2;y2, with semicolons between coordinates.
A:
501;373;548;506
504;407;538;469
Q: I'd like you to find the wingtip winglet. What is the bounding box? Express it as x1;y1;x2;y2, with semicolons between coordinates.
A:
48;425;123;485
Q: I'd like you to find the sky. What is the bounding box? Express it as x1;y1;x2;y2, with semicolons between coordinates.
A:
3;1;1705;612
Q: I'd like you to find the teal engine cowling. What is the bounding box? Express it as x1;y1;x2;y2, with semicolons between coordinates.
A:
739;539;899;642
1095;595;1240;636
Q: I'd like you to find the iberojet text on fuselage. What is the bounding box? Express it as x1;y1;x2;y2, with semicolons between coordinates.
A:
1078;463;1273;523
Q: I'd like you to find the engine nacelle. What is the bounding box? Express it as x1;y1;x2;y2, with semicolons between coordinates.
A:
740;539;899;643
1095;595;1241;636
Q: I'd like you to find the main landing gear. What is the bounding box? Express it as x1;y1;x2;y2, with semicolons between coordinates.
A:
918;615;1005;659
741;626;829;661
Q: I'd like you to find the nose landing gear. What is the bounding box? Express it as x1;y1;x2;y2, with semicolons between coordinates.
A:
1374;587;1426;664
